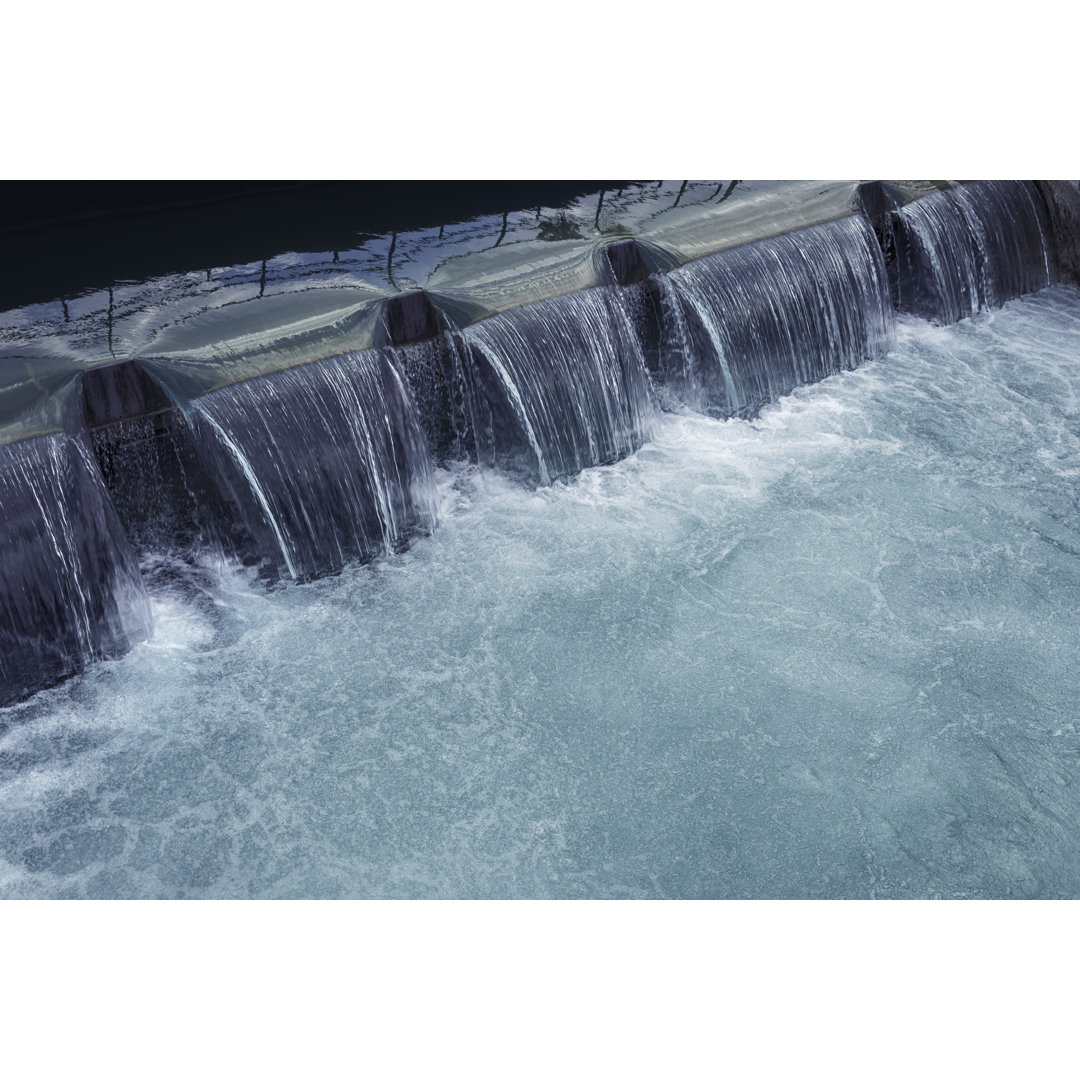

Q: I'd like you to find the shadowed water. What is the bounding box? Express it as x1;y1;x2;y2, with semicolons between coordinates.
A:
2;287;1079;898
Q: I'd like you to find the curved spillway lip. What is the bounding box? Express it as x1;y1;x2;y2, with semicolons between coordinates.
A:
421;182;866;321
134;288;389;403
138;284;388;358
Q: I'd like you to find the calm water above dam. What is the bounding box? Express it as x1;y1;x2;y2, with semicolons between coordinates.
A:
2;287;1080;898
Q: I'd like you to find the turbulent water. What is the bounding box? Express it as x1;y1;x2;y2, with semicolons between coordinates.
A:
2;287;1080;898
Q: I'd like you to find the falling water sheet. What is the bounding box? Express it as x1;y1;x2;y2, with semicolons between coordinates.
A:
658;215;894;418
890;180;1053;324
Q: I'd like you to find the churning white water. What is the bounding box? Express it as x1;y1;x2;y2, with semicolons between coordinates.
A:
2;287;1080;898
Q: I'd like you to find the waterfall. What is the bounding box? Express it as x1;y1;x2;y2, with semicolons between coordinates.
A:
891;180;1053;324
656;215;894;419
0;433;151;706
2;180;1070;707
450;285;659;484
189;349;437;582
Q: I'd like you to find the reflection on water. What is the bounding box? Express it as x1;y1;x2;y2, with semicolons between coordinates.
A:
2;182;750;375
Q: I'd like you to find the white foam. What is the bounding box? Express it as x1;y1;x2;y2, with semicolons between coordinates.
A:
5;288;1080;898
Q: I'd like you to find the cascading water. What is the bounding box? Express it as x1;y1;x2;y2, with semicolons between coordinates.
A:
189;349;437;582
4;180;1080;898
657;216;894;418
6;286;1080;898
890;180;1053;324
0;433;151;706
451;285;659;483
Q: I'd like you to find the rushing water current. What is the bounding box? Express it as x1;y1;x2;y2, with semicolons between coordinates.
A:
3;287;1080;898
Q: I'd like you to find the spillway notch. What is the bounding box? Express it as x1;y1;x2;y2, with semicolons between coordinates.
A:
377;290;444;348
81;358;176;430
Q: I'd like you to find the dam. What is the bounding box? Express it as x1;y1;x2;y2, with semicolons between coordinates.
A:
2;180;1079;898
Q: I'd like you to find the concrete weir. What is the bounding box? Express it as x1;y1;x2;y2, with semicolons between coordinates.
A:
1;180;1076;704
